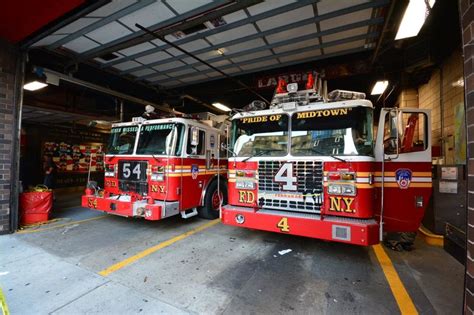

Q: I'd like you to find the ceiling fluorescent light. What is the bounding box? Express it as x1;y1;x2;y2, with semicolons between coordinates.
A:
452;77;464;87
371;81;389;95
395;0;436;40
23;81;48;91
212;102;231;112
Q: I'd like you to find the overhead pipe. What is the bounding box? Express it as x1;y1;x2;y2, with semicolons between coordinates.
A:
41;67;174;114
371;0;397;65
135;23;270;105
42;67;218;116
181;95;216;112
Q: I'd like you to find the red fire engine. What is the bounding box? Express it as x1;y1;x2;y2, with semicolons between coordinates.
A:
221;75;432;246
82;111;228;221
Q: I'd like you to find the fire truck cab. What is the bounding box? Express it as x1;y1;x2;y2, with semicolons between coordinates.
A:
82;112;228;221
221;79;432;246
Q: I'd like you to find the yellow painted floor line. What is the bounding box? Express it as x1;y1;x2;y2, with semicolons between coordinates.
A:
372;244;418;315
16;215;107;234
19;218;63;229
0;286;10;315
418;225;444;247
99;219;220;277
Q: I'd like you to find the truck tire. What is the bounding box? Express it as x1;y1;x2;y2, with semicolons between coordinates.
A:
198;180;227;220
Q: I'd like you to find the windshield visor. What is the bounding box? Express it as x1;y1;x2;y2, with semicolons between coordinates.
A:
107;126;138;155
136;123;182;155
232;114;288;157
291;107;373;156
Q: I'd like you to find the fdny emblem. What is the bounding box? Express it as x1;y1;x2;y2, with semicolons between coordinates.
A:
395;169;412;189
191;164;199;179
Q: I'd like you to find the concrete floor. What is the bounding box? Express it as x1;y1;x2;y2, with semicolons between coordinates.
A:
1;204;464;314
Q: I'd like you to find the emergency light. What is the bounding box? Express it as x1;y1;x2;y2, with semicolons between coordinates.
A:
287;83;298;93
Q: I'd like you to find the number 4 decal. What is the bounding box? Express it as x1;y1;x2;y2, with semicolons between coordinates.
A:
277;217;290;232
132;164;141;179
275;163;297;191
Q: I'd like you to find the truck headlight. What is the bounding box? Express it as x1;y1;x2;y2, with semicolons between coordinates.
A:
328;184;356;196
105;164;115;177
151;173;164;181
328;184;342;195
341;184;356;196
235;181;255;190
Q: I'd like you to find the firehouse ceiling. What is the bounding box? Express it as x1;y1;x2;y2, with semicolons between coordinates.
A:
31;0;389;89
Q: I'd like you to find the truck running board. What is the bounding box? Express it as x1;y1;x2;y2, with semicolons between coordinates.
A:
181;208;198;219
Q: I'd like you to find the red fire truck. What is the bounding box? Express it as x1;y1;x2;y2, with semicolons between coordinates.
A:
82;111;228;221
221;77;432;246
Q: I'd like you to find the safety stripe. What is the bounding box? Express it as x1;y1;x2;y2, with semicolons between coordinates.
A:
323;182;373;189
374;177;431;183
322;171;430;177
374;171;431;177
373;183;432;188
167;169;227;174
167;170;227;177
323;171;371;177
354;172;371;177
150;165;227;170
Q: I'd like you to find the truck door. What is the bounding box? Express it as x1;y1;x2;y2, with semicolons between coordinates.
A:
374;108;432;232
181;126;206;210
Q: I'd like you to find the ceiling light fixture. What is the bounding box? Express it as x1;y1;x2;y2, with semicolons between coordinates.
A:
24;66;49;91
371;80;389;95
23;81;48;91
216;48;225;55
212;102;231;112
452;77;464;87
395;0;436;40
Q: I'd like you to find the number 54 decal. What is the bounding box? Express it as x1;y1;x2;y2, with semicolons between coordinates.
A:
277;217;290;232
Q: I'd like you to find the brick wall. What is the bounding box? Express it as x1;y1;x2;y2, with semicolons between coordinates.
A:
397;50;465;162
419;50;465;163
397;88;418;109
460;0;474;312
419;69;441;148
0;40;20;234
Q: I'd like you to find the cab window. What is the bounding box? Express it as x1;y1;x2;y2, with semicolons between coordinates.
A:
384;111;427;154
187;128;205;155
219;134;227;158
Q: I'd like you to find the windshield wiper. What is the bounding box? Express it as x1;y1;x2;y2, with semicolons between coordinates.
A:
309;147;346;162
151;154;162;162
242;149;284;162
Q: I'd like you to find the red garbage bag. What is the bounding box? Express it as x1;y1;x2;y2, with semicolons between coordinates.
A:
19;192;53;225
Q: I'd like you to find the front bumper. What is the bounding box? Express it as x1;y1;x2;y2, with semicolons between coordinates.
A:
222;206;379;246
81;195;179;221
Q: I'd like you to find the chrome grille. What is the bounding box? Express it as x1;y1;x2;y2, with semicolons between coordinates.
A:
258;160;323;213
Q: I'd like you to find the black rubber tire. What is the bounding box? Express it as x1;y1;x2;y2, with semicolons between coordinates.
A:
198;180;227;220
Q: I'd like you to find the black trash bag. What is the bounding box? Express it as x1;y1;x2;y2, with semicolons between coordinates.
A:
383;232;417;251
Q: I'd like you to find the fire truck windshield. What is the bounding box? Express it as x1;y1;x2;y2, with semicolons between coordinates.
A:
136;123;183;156
232;114;289;157
107;125;138;155
291;106;374;156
